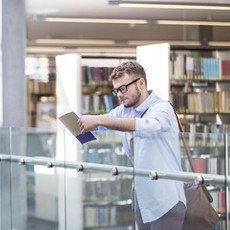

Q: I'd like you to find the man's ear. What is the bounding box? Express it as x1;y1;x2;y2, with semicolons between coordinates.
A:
139;78;146;89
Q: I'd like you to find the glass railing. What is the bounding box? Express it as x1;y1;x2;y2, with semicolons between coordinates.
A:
0;128;229;230
132;131;228;230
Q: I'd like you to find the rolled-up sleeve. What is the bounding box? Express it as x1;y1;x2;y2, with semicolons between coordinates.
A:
135;102;174;132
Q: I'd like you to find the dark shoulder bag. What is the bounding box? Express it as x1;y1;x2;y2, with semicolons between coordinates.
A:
171;105;219;230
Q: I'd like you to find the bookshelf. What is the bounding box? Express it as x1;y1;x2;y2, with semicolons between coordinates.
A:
81;66;118;114
26;56;56;128
170;50;230;133
172;49;230;230
137;43;229;229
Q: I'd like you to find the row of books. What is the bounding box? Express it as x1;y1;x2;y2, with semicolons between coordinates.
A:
171;54;230;80
171;91;230;114
28;79;56;95
184;123;230;136
84;205;132;228
82;66;114;85
83;177;132;202
183;123;230;147
182;157;225;175
82;147;130;166
82;94;117;114
211;191;226;215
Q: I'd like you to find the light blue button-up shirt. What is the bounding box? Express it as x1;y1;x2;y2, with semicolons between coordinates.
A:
99;91;186;223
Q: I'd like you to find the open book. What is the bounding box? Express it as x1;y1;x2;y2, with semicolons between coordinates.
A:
58;111;96;144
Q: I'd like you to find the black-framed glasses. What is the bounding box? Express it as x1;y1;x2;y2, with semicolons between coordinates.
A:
112;78;140;96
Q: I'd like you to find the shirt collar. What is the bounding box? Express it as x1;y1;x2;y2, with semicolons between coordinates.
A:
135;91;161;116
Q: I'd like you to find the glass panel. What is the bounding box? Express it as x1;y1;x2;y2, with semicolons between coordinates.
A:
77;131;134;229
1;127;228;229
0;128;11;229
81;131;132;166
181;131;226;230
133;131;226;230
9;127;60;230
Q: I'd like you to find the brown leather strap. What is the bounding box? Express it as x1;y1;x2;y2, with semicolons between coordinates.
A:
170;103;213;202
170;104;196;172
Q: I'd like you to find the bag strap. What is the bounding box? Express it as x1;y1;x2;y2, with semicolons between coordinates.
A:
170;104;196;172
141;108;148;118
170;103;213;203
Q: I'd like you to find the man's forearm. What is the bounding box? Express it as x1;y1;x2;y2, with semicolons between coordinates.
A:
98;115;135;131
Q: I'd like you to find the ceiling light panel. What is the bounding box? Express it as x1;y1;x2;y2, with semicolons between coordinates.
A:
157;20;230;26
35;39;116;45
45;17;148;24
109;0;230;10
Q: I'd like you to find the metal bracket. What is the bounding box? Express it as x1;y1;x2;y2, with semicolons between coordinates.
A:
77;164;84;172
47;161;53;168
19;158;26;165
149;171;158;180
111;167;119;176
195;175;204;185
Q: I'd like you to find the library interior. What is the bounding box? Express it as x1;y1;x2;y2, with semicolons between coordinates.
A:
1;0;230;229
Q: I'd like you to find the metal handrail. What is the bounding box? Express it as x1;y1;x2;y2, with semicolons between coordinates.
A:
0;154;229;186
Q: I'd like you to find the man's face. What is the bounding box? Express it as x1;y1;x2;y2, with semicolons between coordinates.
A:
112;73;141;108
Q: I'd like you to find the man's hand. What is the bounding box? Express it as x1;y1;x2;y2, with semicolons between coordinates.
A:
78;115;100;133
78;114;135;133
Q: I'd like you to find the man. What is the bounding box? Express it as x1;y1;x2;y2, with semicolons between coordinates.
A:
78;61;186;230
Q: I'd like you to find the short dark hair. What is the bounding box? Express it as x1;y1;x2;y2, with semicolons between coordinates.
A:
109;61;147;85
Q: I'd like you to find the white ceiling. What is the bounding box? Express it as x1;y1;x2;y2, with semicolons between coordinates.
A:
25;0;230;56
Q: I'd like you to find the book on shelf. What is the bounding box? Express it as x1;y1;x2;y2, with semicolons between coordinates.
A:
221;60;230;79
84;206;98;227
193;158;205;173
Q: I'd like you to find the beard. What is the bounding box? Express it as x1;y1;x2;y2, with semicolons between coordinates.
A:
122;87;141;108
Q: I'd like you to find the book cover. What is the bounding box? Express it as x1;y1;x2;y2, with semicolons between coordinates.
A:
58;111;96;144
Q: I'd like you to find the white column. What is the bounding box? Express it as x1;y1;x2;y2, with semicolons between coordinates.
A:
136;43;170;100
56;53;83;230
